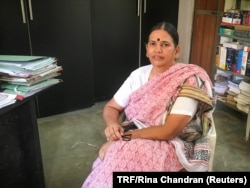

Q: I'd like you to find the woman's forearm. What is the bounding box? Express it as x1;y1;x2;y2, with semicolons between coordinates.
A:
124;114;191;141
103;105;121;127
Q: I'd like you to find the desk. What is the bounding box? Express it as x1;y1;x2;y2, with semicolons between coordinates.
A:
0;96;45;188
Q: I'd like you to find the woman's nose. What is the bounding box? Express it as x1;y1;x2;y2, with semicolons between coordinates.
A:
155;44;163;52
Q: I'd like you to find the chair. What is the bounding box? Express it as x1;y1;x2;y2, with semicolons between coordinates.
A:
207;116;217;171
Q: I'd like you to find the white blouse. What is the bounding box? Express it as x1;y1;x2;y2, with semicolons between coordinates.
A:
114;64;198;118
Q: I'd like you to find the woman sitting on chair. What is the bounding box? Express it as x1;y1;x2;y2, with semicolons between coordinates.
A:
82;21;216;188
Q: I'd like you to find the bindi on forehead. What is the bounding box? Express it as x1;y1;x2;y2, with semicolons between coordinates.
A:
157;38;160;41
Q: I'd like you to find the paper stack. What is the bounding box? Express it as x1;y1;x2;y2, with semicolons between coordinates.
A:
226;79;242;107
0;55;63;103
234;79;250;113
213;70;233;101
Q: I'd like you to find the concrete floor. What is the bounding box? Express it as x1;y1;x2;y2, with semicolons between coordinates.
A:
38;100;250;188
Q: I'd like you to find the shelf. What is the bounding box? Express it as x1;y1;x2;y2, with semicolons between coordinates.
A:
216;67;250;80
219;33;250;42
214;0;250;141
217;99;247;115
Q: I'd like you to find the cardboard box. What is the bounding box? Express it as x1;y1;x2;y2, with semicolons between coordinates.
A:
222;11;242;25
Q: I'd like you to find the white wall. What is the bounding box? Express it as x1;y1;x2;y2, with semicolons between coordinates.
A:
241;0;250;10
224;0;250;11
177;0;194;63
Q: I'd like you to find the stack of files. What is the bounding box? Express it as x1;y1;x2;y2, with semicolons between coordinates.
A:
234;79;250;113
239;79;250;93
0;55;62;83
214;80;228;96
0;92;17;108
214;71;232;96
0;55;63;101
227;79;242;95
1;78;61;100
0;65;62;86
226;79;242;107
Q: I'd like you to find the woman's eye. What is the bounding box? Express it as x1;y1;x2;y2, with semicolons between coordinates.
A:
148;42;156;47
162;42;169;47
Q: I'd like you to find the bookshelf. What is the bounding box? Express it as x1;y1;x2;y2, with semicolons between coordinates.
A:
214;0;250;141
219;33;250;42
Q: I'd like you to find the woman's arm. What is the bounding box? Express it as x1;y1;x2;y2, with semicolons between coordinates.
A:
125;114;192;141
123;96;199;141
103;98;125;141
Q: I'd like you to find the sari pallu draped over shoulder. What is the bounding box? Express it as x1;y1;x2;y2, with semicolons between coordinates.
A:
125;63;216;171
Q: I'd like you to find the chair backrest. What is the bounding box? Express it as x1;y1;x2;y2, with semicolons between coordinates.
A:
207;116;216;171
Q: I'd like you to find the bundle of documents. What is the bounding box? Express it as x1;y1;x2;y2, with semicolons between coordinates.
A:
0;55;63;104
227;79;242;95
0;55;62;83
233;79;250;113
0;65;62;86
1;79;62;100
213;70;232;96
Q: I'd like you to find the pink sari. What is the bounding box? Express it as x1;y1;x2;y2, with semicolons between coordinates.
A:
82;63;215;188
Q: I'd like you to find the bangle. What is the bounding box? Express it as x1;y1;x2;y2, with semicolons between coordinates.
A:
122;133;132;141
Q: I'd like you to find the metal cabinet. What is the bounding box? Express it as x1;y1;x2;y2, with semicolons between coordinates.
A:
0;0;95;117
91;0;179;100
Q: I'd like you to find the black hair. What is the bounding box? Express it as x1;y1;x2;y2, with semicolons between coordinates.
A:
148;22;179;47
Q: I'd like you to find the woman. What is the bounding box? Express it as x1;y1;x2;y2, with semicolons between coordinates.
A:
82;22;216;188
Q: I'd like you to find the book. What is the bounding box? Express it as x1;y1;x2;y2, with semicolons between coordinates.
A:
241;51;248;76
234;24;250;31
236;49;243;74
226;48;237;72
228;79;243;86
219;46;227;70
240;11;250;26
244;46;250;52
223;42;244;50
245;53;250;77
215;46;221;67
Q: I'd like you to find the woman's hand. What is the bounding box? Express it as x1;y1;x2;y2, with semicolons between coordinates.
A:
104;123;124;141
99;140;113;160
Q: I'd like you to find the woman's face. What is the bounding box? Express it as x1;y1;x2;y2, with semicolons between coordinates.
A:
146;29;180;68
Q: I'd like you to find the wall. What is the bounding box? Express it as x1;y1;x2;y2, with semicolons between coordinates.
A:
241;0;250;9
177;0;195;63
224;0;250;10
